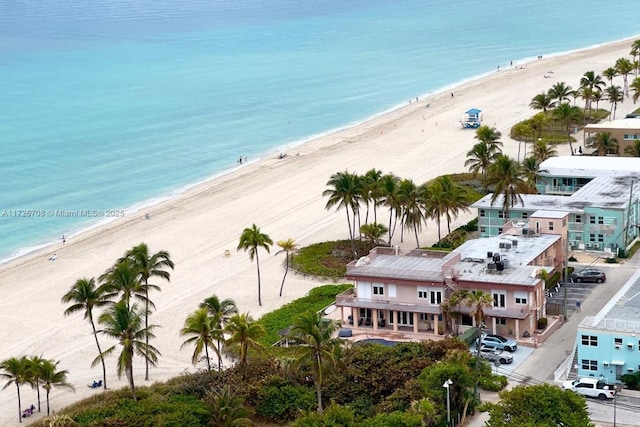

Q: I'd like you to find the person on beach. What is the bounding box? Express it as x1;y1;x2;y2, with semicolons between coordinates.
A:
62;235;65;245
49;253;57;261
451;92;454;98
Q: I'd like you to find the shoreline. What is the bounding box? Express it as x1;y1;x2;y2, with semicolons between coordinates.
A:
2;34;638;267
0;36;639;425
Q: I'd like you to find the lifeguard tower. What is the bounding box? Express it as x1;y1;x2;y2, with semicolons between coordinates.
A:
460;108;482;129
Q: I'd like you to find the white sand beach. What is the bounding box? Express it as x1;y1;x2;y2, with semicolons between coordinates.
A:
0;37;638;424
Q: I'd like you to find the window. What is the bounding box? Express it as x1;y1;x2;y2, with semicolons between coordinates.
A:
549;221;554;231
493;291;506;308
430;290;442;305
480;226;486;233
430;314;443;322
598;216;604;225
515;296;527;304
417;289;428;299
498;228;503;233
589;234;596;242
589;216;596;224
522;212;528;219
581;359;598;371
373;284;384;296
615;338;623;346
419;313;428;320
575;234;582;241
496;318;507;325
581;335;598;346
480;209;485;218
515;291;528;305
498;211;507;219
598;234;604;243
575;215;582;223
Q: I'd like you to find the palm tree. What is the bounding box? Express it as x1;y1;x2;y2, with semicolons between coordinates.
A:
464;291;494;397
465;141;501;185
616;57;634;97
631;40;640;76
359;222;389;248
276;238;297;297
99;258;146;310
61;277;110;390
579;87;593;121
442;289;470;335
397;179;426;248
180;307;220;372
588;132;618;156
532;140;557;162
521;157;543;191
580;71;605;117
529;92;556;113
38;359;74;416
425;180;447;244
605;85;624;119
547;81;573;105
602;67;618;86
552;103;580;155
437;176;471;234
96;301;160;401
323;171;363;258
289;310;342;414
26;355;45;413
475;125;503;150
207;385;252;427
592;90;604;114
486;155;528;214
237;224;273;306
624;140;640;157
121;243;174;381
569;88;582;107
631;77;640;104
0;356;31;423
362;168;384;223
529;112;548;140
200;296;238;371
225;313;266;366
380;173;401;242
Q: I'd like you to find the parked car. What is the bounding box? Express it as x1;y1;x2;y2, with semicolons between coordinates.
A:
562;377;616;400
477;333;517;352
571;269;606;283
472;346;513;364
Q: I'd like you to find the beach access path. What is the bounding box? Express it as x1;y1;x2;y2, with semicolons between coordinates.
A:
0;37;638;425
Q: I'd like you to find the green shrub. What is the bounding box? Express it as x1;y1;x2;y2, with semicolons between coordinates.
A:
257;383;315;422
605;257;618;264
293;240;370;278
621;371;640;390
479;375;508;392
361;411;424;427
460;327;479;346
537;318;548;330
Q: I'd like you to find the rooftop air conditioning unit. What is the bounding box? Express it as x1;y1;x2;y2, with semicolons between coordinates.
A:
487;263;496;271
511;239;518;247
499;242;506;249
522;228;529;235
615;344;622;349
505;243;511;250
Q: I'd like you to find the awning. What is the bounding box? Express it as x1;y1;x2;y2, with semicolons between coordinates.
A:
611;360;625;366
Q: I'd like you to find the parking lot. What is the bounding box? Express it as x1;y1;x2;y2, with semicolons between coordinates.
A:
470;343;534;373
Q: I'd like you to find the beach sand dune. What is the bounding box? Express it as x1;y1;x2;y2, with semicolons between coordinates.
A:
0;38;637;425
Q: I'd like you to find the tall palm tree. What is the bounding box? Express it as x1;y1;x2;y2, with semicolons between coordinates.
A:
121;243;174;381
436;175;471;234
588;132;619;156
323;171;363;258
529;112;548;140
237;224;273;307
180;307;220;372
569;88;582;107
631;40;640;77
465;291;494;397
200;296;238;371
552;103;581;154
602;66;618;86
0;356;31;423
380;173;401;242
207;385;252;427
96;301;160;401
580;71;605;117
99;258;146;310
605;85;624;119
630;77;640;104
547;81;573;105
521;157;543;191
38;359;74;416
486;155;529;214
276;238;297;297
592;90;604;114
532;140;557;162
465;141;501;186
362;168;384;224
289;310;342;414
61;277;111;390
475;125;503;151
359;222;389;248
425;180;447;244
225;313;266;366
615;57;634;97
529;92;556;113
26;355;45;413
579;87;594;121
624;140;640;157
397;179;426;248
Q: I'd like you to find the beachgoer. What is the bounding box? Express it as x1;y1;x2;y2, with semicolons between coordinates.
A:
451;92;454;98
62;235;66;245
576;300;581;312
415;97;418;102
497;65;500;71
238;156;242;164
144;213;150;220
510;60;513;66
49;254;57;261
578;146;583;154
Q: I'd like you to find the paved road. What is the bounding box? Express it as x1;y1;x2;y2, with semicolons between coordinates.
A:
466;254;640;426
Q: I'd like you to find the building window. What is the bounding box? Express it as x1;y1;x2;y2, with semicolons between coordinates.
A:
480;226;486;233
598;216;604;225
480;210;485;218
493;292;506;308
419;313;428;320
598;234;604;243
549;222;554;231
581;335;598;346
589;234;596;242
581;359;598;371
430;290;442;305
418;290;428;299
589;216;596;224
575;215;582;223
496;318;507;325
373;284;384;296
522;212;528;219
575;235;582;241
515;296;527;304
498;211;507;219
498;228;503;233
615;338;623;347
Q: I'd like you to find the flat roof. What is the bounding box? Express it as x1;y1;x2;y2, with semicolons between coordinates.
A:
472;193;583;212
584;118;640;131
453;233;560;267
531;210;568;219
346;254;443;282
539;156;640;177
580;270;640;333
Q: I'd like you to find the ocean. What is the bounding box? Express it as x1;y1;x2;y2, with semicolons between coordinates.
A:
0;0;638;262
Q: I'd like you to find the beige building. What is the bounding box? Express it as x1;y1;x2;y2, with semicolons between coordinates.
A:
584;118;640;155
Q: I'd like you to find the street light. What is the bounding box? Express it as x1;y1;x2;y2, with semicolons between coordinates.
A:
443;378;453;427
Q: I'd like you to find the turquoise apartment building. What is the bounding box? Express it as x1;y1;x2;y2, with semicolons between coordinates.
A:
472;156;640;253
575;270;640;383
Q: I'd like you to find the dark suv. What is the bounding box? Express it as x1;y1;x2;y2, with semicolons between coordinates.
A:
571;269;606;283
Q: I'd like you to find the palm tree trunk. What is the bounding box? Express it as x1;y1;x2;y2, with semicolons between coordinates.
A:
387;208;394;242
16;383;22;424
414;225;420;248
127;357;137;401
217;339;223;371
90;316;107;390
279;252;289;297
436;216;442;244
145;285;149;381
46;390;50;416
36;380;41;412
256;252;262;306
205;343;211;372
316;379;323;414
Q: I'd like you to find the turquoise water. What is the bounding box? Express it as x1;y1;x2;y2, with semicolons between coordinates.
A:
0;0;639;261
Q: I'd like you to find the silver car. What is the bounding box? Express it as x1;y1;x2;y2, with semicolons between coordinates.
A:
473;346;513;364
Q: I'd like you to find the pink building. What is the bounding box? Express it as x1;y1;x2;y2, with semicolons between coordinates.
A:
336;211;567;341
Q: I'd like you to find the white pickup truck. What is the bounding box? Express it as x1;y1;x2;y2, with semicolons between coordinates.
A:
562;378;616;400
